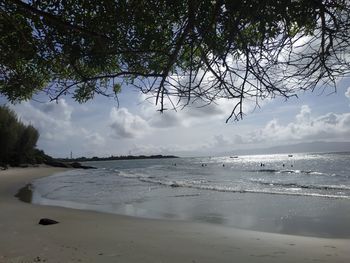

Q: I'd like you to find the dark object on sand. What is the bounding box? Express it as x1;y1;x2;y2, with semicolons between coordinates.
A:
0;165;8;170
15;184;33;203
38;218;59;225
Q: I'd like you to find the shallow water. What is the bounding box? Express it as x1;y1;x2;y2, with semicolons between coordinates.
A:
23;152;350;238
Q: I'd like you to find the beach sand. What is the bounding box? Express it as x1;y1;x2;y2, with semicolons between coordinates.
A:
0;167;349;263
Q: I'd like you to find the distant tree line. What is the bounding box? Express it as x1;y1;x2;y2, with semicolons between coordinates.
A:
59;155;179;163
0;105;50;167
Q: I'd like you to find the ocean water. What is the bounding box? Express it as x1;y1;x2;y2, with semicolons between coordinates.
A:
28;152;350;237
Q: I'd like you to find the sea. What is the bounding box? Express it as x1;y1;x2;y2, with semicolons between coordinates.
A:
26;152;350;238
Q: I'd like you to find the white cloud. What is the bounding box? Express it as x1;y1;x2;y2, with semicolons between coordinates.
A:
295;105;311;123
109;107;150;138
346;87;350;100
10;100;106;156
210;134;232;148
11;99;73;140
128;144;172;155
82;130;106;147
242;105;350;144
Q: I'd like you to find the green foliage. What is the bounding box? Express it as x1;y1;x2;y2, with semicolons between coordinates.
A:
0;106;20;165
1;1;349;120
113;83;122;94
0;105;41;166
32;149;54;164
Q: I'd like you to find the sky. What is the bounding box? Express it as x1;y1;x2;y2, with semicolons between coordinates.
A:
2;77;350;158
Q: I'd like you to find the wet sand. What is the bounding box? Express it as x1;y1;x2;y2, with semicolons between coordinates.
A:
1;167;349;262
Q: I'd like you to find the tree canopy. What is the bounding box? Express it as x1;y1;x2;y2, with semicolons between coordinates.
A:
1;0;350;121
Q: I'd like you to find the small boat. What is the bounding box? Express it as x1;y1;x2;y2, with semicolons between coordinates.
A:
230;156;239;158
288;154;293;157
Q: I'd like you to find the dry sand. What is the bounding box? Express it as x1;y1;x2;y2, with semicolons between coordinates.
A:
0;166;349;263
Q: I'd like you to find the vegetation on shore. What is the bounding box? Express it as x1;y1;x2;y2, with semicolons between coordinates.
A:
0;105;51;167
58;155;179;163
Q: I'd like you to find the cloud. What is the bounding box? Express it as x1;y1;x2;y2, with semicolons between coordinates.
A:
10;99;106;156
145;100;228;128
109;107;150;138
128;144;172;155
41;100;73;121
11;99;73;140
139;92;264;129
183;101;224;118
82;130;106;147
346;87;350;100
243;105;350;144
146;110;183;128
295;105;311;123
210;134;232;148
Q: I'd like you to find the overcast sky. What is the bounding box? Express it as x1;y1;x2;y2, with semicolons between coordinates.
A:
3;77;350;158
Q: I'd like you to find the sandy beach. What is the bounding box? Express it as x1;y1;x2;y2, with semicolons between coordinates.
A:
0;167;349;263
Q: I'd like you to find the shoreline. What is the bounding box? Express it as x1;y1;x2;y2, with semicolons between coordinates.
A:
1;167;349;262
17;177;350;239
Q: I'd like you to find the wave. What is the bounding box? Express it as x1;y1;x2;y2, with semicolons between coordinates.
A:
251;180;350;191
250;169;279;173
141;177;350;199
249;168;334;177
249;169;303;174
116;170;155;179
114;171;350;200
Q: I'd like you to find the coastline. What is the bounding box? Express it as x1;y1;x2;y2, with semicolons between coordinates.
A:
1;167;349;262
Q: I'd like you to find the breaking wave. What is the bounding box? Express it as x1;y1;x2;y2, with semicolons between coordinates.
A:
116;171;350;200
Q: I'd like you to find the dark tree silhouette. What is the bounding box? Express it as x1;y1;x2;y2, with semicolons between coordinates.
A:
0;106;39;166
1;0;350;121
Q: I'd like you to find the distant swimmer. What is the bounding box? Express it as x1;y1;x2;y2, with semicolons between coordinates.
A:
222;164;225;167
283;164;285;167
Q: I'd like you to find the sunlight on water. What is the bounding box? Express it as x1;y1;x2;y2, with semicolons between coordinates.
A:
29;152;350;237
